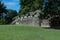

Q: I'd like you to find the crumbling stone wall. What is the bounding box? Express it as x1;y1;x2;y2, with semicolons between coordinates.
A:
11;10;50;27
12;10;40;26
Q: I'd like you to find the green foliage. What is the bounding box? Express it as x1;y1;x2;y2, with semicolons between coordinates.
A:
0;1;18;24
38;0;60;28
49;16;60;29
7;9;17;18
0;1;7;17
19;0;44;16
0;18;6;24
4;9;18;24
41;0;60;19
19;6;30;15
0;1;7;24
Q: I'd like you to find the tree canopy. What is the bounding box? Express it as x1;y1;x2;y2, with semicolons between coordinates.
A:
0;1;17;24
0;1;7;17
19;0;44;16
41;0;60;19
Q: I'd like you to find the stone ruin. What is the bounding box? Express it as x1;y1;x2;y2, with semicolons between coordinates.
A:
11;10;50;27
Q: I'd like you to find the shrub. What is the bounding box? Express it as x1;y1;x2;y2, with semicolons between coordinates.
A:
49;16;60;29
0;18;6;25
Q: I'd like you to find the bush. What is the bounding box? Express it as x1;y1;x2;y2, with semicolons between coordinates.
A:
0;18;6;25
49;16;60;29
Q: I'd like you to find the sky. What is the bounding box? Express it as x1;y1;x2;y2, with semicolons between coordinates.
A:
1;0;20;12
1;0;48;12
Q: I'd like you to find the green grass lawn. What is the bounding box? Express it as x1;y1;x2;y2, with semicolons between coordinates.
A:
0;24;60;40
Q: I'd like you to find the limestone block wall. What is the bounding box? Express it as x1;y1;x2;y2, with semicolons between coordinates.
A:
12;16;40;26
12;16;50;27
11;10;50;27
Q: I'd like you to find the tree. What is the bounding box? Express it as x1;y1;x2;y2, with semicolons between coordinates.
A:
0;1;18;24
39;0;60;28
7;9;17;18
41;0;60;19
4;9;18;24
19;0;44;16
0;1;7;18
0;1;8;24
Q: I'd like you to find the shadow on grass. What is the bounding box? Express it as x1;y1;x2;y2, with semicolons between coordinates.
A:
42;26;60;30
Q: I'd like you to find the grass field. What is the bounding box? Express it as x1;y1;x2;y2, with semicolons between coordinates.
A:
0;24;60;40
